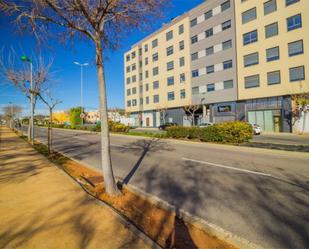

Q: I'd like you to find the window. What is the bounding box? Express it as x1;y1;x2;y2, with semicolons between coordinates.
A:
145;84;149;91
140;98;143;105
145;57;148;65
132;75;136;82
191;18;197;27
223;60;233;70
167;61;174;71
207;83;215;92
288;40;304;57
205;28;213;38
127;100;131;107
286;0;300;6
179;57;185;67
138;48;142;56
139;73;143;81
145;70;149;78
180;89;186;99
266;46;279;62
224;80;233;89
132;99;137;106
126;66;130;73
127;89;131;96
289;66;305;81
126;55;130;62
179;40;185;50
205;10;212;20
166;46;174;56
287;14;302;31
139;85;143;93
168;92;175;101
180;73;186;83
131;51;136;59
166;30;173;41
221;0;231;12
245;75;260;88
179;24;184;34
144;44;148;52
243;30;258;45
153;67;159;76
244;52;259;67
267;71;281;85
206;46;214;56
167;76;174;86
132;63;136;71
139;61;143;68
191;35;198;44
265;22;278;38
152;39;158;48
264;0;277;15
145;97;149;104
191;52;198;61
207;65;214;74
132;87;136;94
153;95;159;103
152;53;158;62
192;70;199;78
126;77;131;84
192;87;199;95
222;20;231;31
222;40;232;50
153;81;159;89
242;8;256;24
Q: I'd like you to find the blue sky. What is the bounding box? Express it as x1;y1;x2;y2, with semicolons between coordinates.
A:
0;0;203;115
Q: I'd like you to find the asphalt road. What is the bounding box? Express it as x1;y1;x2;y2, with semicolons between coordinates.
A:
19;126;309;249
251;132;309;146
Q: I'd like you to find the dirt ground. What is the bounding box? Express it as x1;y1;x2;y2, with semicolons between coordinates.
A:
0;127;151;249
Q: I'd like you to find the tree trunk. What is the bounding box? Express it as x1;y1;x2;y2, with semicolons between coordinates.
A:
47;108;52;154
95;39;118;195
50;108;53;152
302;110;307;133
28;101;31;141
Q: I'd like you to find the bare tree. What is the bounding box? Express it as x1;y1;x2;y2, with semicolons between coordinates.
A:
2;104;23;128
38;90;62;154
183;105;201;127
0;0;168;195
158;107;168;125
0;49;52;142
291;93;309;133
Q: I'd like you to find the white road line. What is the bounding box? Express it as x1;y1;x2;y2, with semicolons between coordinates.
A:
182;157;272;177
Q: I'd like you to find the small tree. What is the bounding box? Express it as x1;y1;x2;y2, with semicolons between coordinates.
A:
69;107;82;128
183;105;201;126
2;104;23;128
1;0;168;195
291;93;309;133
38;90;62;154
0;50;52;142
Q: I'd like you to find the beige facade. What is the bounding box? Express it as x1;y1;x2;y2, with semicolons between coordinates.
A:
235;0;309;100
124;15;192;114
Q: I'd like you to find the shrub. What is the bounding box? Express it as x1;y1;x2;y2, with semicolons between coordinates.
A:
53;124;64;129
166;121;252;144
108;121;130;133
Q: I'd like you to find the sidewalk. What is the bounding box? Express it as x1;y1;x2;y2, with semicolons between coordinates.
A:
0;127;152;249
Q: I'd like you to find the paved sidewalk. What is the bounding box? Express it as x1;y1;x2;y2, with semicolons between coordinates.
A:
0;127;151;249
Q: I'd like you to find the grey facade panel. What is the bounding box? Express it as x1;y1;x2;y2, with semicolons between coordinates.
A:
189;0;238;105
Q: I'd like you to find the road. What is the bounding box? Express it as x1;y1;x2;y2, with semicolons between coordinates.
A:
19;126;309;249
251;132;309;146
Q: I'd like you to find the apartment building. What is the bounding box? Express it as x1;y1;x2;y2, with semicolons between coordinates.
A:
124;0;308;132
124;14;192;127
235;0;309;132
189;0;238;124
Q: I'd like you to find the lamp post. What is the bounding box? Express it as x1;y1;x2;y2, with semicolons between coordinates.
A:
74;61;89;126
21;55;34;144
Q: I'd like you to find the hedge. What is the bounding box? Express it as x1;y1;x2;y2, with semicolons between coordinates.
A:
166;121;252;144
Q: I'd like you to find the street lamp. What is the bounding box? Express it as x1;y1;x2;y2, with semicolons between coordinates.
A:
74;61;89;126
21;55;34;144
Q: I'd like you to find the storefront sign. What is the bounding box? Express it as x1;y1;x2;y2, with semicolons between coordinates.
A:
217;105;232;113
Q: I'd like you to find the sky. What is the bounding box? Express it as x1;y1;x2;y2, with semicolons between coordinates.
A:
0;0;204;115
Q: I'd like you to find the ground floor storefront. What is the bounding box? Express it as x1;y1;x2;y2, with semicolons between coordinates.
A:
128;95;308;133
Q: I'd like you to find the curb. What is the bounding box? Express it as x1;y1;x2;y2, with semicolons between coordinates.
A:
124;183;264;249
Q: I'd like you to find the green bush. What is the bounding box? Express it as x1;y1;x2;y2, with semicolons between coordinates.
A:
166;121;252;144
53;124;64;129
108;121;130;133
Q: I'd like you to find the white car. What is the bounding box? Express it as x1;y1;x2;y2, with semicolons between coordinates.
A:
198;122;214;128
251;124;262;135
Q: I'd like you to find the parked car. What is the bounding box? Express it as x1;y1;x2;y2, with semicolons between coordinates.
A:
251;123;262;135
158;122;178;130
198;122;213;128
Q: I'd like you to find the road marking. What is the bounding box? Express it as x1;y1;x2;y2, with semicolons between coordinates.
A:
182;157;272;177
